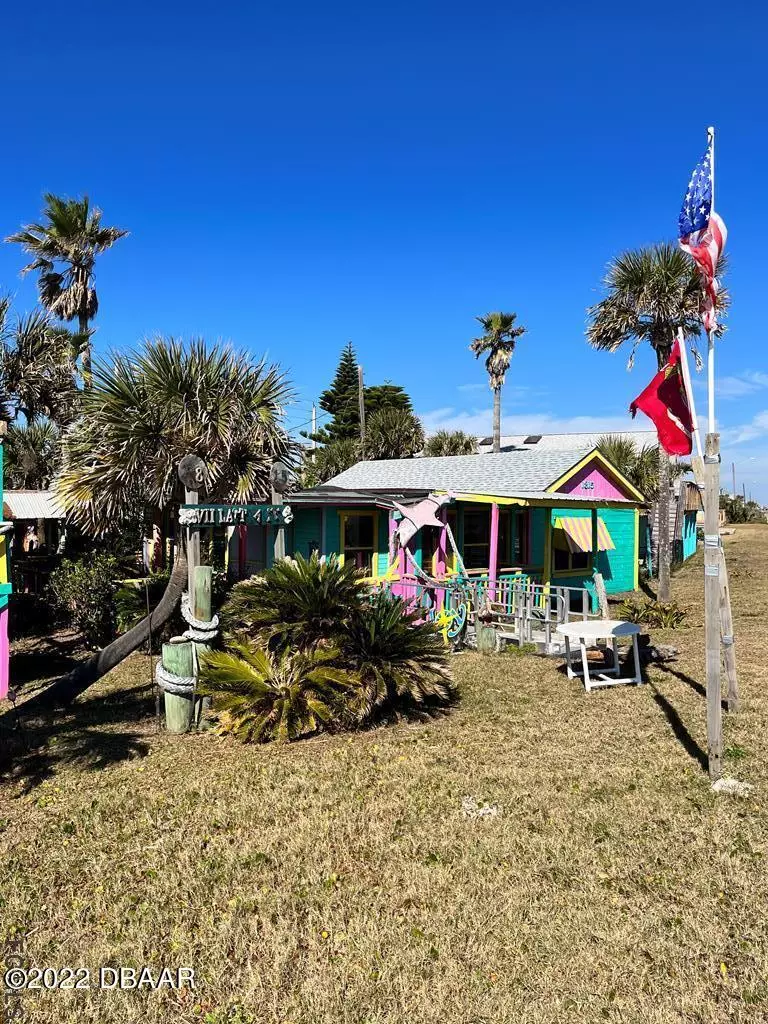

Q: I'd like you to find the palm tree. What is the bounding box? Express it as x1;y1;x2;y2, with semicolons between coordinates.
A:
6;194;128;383
4;420;61;488
587;243;727;601
301;437;359;488
597;435;661;501
199;642;357;742
469;312;527;454
365;407;425;460
45;337;295;707
423;430;478;457
222;552;364;652
0;306;80;425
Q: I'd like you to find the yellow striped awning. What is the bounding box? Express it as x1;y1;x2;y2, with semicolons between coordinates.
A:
555;516;615;553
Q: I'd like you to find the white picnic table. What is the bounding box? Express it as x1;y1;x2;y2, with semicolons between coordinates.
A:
556;619;642;692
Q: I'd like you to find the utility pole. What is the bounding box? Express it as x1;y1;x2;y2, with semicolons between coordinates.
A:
357;364;366;458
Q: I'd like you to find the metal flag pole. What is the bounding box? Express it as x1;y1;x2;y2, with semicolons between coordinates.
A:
702;125;724;776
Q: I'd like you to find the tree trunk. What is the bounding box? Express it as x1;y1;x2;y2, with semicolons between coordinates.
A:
79;312;91;387
657;447;671;603
20;547;188;711
492;387;501;454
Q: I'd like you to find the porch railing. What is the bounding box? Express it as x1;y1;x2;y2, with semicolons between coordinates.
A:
373;572;598;651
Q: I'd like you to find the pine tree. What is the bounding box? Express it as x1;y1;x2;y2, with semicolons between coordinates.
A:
311;342;360;444
364;382;412;416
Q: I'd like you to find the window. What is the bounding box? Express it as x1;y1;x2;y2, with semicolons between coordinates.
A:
553;528;591;573
463;509;490;570
342;513;375;572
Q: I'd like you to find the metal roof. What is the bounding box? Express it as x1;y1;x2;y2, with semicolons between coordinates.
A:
476;429;656;454
320;446;606;499
3;490;66;520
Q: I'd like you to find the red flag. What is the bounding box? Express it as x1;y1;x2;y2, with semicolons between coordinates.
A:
630;340;694;455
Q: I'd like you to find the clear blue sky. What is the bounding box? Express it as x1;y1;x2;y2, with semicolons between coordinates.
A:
2;1;767;498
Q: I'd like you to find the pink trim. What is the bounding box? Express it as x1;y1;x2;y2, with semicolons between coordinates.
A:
0;607;8;700
435;507;448;611
558;460;629;500
489;503;500;600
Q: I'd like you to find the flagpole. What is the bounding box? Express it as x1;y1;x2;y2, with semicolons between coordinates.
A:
707;125;716;433
703;124;723;778
677;327;703;461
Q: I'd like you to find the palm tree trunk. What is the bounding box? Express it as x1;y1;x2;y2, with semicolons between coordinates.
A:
493;387;501;454
16;547;188;711
657;448;671;603
79;311;91;387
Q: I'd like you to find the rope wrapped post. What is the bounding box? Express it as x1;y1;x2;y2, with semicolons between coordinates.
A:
192;565;213;727
160;642;195;734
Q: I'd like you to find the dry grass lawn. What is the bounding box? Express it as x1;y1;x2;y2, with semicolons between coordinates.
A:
1;525;767;1023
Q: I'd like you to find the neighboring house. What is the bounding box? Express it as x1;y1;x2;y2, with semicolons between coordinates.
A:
475;430;656;455
3;490;66;597
640;478;703;572
272;446;644;608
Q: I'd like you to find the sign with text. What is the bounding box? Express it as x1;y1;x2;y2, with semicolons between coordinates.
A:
179;504;293;527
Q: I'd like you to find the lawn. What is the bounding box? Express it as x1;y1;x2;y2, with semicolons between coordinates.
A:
1;526;767;1024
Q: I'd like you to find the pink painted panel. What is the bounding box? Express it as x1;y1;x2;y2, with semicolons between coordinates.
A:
0;606;8;700
557;459;630;500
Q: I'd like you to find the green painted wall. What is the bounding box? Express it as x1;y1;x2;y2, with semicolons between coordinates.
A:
292;508;323;559
549;506;637;597
682;511;698;560
377;514;390;575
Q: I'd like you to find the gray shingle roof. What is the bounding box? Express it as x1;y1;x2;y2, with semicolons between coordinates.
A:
323;446;598;499
476;429;656;454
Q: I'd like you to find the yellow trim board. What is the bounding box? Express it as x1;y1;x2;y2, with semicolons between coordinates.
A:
546;449;645;502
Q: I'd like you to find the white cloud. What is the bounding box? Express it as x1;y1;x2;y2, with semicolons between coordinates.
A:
694;370;768;400
418;405;638;439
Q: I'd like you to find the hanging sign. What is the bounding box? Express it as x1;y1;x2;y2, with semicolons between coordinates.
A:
179;504;293;527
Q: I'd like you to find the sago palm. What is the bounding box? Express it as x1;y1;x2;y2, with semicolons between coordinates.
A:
470;311;527;453
587;244;728;602
223;552;363;651
6;193;127;382
423;430;478;457
199;642;357;742
342;590;454;722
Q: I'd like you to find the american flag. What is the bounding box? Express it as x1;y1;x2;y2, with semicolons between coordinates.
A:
678;140;727;332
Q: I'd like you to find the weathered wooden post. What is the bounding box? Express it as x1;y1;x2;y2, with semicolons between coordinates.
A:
270;460;292;563
161;641;195;734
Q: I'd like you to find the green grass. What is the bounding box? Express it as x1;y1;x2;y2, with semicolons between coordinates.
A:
1;526;768;1023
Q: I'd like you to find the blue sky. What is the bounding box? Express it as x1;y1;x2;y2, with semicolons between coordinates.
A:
2;1;767;499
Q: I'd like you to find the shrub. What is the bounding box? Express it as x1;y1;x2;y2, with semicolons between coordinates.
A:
199;642;357;742
222;553;363;650
49;554;119;647
342;591;455;721
618;597;687;629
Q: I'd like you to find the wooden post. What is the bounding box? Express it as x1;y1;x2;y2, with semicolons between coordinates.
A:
719;546;738;712
185;485;200;597
704;433;723;779
192;565;213;727
488;503;499;601
657;450;671;603
271;485;285;562
163;641;194;734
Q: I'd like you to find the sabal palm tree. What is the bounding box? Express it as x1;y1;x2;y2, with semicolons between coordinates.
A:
423;429;478;457
587;243;727;601
46;337;295;707
4;420;61;489
6;194;127;383
0;306;80;425
199;642;357;742
597;435;661;502
301;437;359;488
470;311;526;454
365;407;425;460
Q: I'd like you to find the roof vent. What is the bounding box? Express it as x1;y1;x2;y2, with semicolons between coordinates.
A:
523;434;542;444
